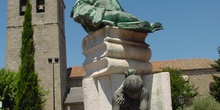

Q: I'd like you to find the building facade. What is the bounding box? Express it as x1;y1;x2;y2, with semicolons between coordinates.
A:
6;0;67;109
152;58;219;95
64;66;85;110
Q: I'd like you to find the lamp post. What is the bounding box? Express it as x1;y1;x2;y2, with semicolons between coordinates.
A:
217;47;220;57
178;94;184;110
48;58;59;110
0;101;2;110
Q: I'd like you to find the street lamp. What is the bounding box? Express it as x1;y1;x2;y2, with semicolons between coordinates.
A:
0;101;2;110
178;94;184;110
48;58;59;110
217;47;220;57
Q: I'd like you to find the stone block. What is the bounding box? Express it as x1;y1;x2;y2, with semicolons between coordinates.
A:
83;73;172;110
97;76;112;110
82;26;152;78
83;77;99;110
142;72;172;110
83;57;152;77
83;41;151;64
83;74;124;110
82;26;148;50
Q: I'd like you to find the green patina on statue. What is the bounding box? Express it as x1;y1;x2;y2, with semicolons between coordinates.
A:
71;0;163;33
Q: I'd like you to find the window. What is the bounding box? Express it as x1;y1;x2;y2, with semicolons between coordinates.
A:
36;0;45;13
20;0;27;15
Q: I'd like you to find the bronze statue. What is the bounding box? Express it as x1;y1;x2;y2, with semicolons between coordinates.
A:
112;69;149;110
71;0;163;33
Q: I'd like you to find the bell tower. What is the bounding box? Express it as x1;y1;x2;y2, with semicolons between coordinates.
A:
6;0;67;109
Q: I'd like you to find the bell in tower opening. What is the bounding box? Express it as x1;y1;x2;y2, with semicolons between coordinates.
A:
37;0;45;13
20;0;27;15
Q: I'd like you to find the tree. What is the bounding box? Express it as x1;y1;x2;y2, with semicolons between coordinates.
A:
15;0;46;109
162;67;198;110
209;75;220;103
209;46;220;102
211;59;220;71
0;69;17;110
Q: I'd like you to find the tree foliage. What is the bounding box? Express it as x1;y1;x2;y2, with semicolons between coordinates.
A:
211;59;220;71
0;69;17;110
162;67;198;110
15;0;47;109
209;47;220;103
209;75;220;103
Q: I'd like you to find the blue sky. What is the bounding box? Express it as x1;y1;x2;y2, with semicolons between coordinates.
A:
0;0;220;68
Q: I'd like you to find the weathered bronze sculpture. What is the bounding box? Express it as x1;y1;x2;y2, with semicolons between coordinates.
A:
112;69;149;110
71;0;163;33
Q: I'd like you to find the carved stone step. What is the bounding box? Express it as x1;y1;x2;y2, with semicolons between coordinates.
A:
83;57;152;77
83;41;151;64
82;26;148;50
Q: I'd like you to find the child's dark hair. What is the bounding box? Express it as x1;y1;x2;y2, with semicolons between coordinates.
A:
125;69;136;78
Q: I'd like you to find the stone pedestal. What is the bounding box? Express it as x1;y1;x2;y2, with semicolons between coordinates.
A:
82;26;172;110
82;26;152;77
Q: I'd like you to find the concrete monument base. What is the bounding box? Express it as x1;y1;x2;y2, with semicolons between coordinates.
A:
82;72;172;110
82;26;152;77
82;26;172;110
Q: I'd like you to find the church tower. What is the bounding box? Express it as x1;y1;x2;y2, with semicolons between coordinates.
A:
6;0;67;109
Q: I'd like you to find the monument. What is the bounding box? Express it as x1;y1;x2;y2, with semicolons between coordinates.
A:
71;0;172;110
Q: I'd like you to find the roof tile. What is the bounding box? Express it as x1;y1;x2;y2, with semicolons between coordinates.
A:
151;58;215;72
69;66;85;78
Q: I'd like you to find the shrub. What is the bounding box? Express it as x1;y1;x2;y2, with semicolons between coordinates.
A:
0;68;17;110
187;96;220;110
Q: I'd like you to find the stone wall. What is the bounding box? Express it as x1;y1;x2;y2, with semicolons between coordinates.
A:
184;69;216;75
188;72;220;95
68;78;83;87
181;69;220;95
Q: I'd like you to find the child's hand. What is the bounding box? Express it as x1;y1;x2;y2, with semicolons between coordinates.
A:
116;95;125;104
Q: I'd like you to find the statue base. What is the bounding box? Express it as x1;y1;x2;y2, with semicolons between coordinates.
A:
82;26;172;110
82;26;151;77
83;72;172;110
